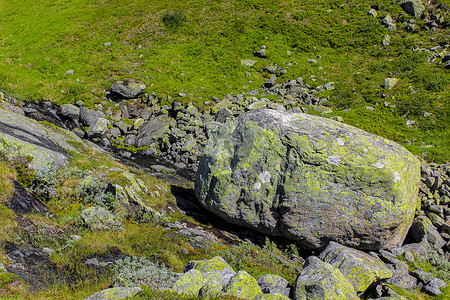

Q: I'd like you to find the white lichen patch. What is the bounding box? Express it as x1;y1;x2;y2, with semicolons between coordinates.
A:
374;162;384;169
336;138;344;146
393;172;401;183
327;155;341;166
259;171;271;183
253;182;262;190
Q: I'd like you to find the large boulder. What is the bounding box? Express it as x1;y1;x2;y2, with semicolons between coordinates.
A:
195;109;421;250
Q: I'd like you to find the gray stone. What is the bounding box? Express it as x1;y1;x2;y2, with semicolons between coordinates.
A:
58;104;80;119
80;107;106;127
294;256;359;300
0;108;84;171
410;269;433;284
110;81;146;99
409;216;446;249
215;108;234;123
195;109;421;250
424;278;447;296
114;121;129;134
0;261;6;272
185;256;236;288
87;118;109;138
172;269;205;296
84;286;142;300
384;78;398;89
368;8;378;17
401;0;425;18
319;242;392;292
257;274;290;297
135;115;175;148
224;270;263;300
80;207;122;231
241;60;257;67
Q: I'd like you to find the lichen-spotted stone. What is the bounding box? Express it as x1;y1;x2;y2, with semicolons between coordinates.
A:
195;109;421;250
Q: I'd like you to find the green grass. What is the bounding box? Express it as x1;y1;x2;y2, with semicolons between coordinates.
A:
1;0;449;161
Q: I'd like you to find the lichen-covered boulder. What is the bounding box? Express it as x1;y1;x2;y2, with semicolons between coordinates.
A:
294;256;359;300
408;216;446;249
80;207;123;231
318;242;393;292
257;274;290;297
135;115;176;148
58;104;80;120
185;256;236;288
255;294;290;300
110;80;146;99
84;286;142;300
171;269;205;296
195;109;421;250
79;107;105;127
401;0;425;18
224;270;263;300
0;107;84;171
87;118;109;138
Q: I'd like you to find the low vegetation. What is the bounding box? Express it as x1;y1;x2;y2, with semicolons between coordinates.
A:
0;0;449;161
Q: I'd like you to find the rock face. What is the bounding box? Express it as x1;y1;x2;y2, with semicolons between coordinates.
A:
294;256;359;300
0;107;80;171
318;242;393;292
195;109;421;250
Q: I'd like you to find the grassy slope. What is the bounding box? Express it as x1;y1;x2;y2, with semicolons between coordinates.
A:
1;0;449;161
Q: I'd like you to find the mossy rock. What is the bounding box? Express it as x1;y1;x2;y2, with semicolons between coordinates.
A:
318;241;393;292
80;207;123;231
195;109;421;250
171;269;205;297
294;256;359;300
84;286;142;300
224;270;263;300
255;294;290;300
184;256;236;288
0;108;81;171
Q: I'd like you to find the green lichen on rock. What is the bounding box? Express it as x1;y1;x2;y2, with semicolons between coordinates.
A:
185;256;236;288
255;294;290;300
224;270;263;300
199;278;224;298
195;109;421;250
135;115;175;148
80;207;123;231
83;286;142;300
185;256;235;274
294;256;359;300
319;241;393;292
171;269;205;297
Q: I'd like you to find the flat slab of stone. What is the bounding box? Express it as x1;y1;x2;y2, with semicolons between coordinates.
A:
0;107;83;170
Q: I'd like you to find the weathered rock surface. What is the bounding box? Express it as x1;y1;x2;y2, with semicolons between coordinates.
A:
294;256;359;300
80;207;123;231
401;0;425;18
84;286;142;300
224;270;263;300
135;115;175;148
110;81;146;99
0;107;81;171
318;242;392;292
195;109;421;250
